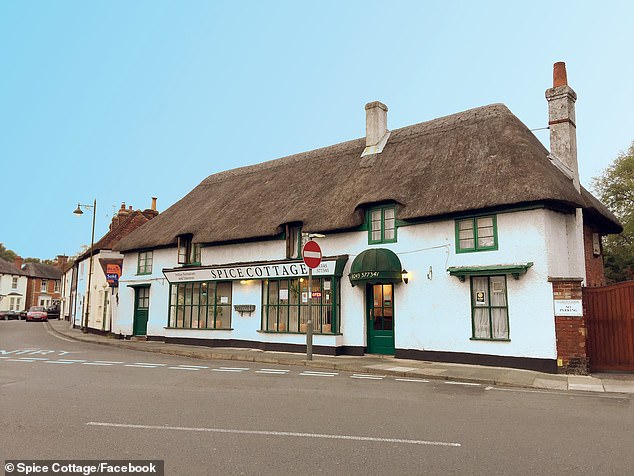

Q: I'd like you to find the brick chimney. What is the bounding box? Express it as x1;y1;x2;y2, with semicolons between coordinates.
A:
55;255;68;269
361;101;391;157
545;62;580;192
14;256;23;270
142;196;159;220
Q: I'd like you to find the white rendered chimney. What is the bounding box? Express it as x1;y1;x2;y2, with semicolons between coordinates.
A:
362;101;390;157
545;62;580;192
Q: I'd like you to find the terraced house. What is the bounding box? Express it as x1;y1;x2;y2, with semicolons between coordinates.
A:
113;63;620;374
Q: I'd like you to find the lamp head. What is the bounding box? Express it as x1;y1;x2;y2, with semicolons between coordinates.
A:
73;204;83;216
401;269;409;284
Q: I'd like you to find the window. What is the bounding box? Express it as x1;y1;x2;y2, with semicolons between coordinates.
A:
137;251;153;274
54;280;60;293
177;236;201;265
285;225;302;259
11;277;18;289
41;279;47;292
168;281;232;329
369;206;396;244
471;276;509;340
261;277;339;334
456;215;497;253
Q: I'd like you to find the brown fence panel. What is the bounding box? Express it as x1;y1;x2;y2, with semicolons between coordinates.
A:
583;281;634;371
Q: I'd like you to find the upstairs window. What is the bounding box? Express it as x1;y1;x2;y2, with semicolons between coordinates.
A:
456;215;498;253
285;225;302;259
177;236;201;265
369;206;396;244
12;277;18;289
41;279;47;292
137;250;153;274
54;280;60;293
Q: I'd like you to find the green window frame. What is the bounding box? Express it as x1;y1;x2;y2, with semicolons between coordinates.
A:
177;236;201;265
137;250;153;275
168;281;232;329
470;275;509;340
368;206;397;244
261;277;339;334
456;215;498;253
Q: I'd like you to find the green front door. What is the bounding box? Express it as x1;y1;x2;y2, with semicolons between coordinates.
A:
133;287;150;336
366;283;395;355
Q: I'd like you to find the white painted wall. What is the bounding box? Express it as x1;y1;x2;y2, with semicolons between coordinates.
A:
0;273;28;311
115;208;578;361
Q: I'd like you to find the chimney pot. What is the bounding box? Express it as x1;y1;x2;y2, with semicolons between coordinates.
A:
151;197;157;211
120;202;126;210
553;61;568;88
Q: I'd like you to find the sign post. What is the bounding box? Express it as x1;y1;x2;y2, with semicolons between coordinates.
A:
302;238;323;360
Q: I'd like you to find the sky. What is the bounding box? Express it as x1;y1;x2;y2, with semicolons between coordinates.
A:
1;0;632;260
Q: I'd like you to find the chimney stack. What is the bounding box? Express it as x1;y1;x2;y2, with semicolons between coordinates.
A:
362;101;390;157
545;62;580;192
143;197;159;220
55;255;68;269
14;256;23;271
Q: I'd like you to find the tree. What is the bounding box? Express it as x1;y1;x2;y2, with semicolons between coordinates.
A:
0;243;17;262
592;141;634;283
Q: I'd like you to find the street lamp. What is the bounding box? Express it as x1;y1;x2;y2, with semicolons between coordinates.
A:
73;199;96;333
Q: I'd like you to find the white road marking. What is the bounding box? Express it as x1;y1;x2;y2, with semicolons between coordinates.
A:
82;362;113;366
168;367;201;371
7;359;35;362
444;381;481;387
176;365;209;369
0;356;9;359
351;374;384;380
259;368;290;372
94;361;125;364
19;357;49;361
212;368;248;372
135;362;166;366
57;359;87;363
300;371;337;377
395;378;429;383
125;364;160;368
86;422;462;447
219;367;250;371
256;369;290;374
45;360;75;364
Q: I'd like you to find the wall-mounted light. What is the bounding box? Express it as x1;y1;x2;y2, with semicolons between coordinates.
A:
427;266;433;280
401;269;409;284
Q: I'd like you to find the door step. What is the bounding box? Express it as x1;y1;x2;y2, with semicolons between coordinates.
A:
130;335;148;341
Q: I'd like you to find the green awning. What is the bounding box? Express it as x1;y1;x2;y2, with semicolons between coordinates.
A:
349;248;404;286
448;262;534;282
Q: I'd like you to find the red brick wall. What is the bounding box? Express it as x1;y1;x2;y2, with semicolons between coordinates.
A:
551;279;588;374
583;223;606;287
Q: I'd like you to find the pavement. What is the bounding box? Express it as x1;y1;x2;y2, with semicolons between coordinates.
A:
46;319;634;395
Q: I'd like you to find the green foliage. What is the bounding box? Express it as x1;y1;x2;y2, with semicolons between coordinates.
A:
0;243;17;262
592;141;634;283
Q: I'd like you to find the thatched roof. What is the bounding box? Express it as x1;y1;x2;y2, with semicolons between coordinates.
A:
115;104;621;252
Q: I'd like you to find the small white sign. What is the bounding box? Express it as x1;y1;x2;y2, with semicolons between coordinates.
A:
279;289;289;301
554;299;583;317
220;296;229;304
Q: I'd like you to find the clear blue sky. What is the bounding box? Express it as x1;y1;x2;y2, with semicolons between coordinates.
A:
1;0;632;259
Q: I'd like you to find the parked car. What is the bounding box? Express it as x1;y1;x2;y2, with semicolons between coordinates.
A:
19;310;27;320
46;305;60;320
26;306;48;322
1;310;20;320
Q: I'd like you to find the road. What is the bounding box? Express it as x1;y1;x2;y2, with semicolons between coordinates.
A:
1;320;633;475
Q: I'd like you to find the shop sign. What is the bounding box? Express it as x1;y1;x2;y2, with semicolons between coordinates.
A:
554;299;583;317
164;259;338;283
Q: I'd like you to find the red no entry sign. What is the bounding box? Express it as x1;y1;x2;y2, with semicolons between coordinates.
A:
302;240;322;269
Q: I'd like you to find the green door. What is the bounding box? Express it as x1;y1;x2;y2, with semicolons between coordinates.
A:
133;287;150;336
366;284;395;355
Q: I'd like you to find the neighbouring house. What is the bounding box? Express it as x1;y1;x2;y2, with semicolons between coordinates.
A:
22;258;64;309
0;258;29;312
112;63;621;374
66;199;159;332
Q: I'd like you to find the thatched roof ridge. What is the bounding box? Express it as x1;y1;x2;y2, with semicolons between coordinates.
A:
115;103;620;252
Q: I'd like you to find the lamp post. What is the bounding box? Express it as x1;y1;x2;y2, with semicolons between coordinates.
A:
73;199;96;333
